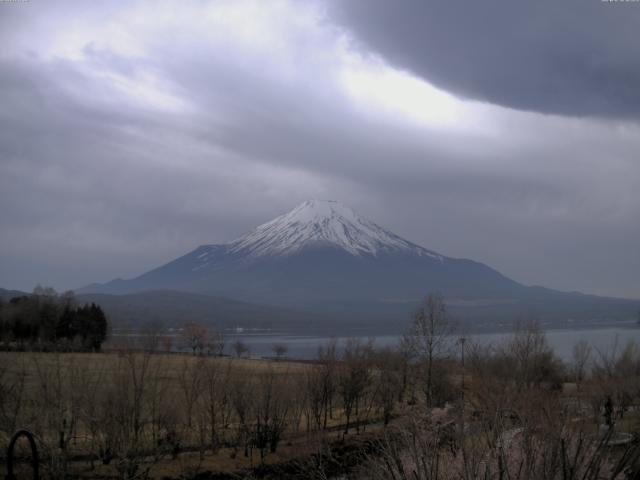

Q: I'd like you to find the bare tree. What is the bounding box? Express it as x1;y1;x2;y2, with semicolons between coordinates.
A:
0;357;28;454
338;338;373;434
139;320;165;352
161;334;173;354
395;341;413;404
317;339;337;427
78;356;109;470
199;357;225;453
229;374;253;458
572;339;592;383
177;356;204;430
206;330;225;356
181;322;208;356
592;339;640;423
30;352;87;478
305;366;328;432
96;350;168;479
272;343;288;360
288;373;308;434
404;292;453;407
232;340;249;358
503;321;563;390
252;368;291;461
373;348;402;426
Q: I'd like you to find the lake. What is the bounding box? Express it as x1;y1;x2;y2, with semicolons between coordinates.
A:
223;326;640;361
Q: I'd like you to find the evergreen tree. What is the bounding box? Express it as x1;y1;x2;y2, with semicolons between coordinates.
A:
1;289;109;351
87;303;108;351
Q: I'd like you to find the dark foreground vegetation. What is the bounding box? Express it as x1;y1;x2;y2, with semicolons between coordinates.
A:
0;286;108;352
2;293;640;479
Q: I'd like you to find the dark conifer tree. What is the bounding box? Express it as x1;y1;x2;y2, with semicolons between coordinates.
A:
1;290;109;351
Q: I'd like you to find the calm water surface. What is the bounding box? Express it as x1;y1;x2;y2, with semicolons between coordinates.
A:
224;326;640;361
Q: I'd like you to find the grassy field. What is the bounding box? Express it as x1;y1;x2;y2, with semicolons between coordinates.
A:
0;350;393;479
3;351;313;378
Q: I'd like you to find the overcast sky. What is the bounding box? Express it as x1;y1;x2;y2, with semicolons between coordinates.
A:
1;0;639;299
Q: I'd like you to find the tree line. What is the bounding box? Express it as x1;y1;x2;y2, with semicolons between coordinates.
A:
0;285;108;351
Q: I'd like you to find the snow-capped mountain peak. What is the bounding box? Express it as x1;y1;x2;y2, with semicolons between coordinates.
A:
226;200;443;260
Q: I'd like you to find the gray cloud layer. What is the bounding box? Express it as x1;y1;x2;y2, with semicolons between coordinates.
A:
330;0;640;118
0;1;639;299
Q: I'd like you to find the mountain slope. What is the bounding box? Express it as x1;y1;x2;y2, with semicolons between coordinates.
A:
80;200;520;301
79;200;639;324
76;290;322;331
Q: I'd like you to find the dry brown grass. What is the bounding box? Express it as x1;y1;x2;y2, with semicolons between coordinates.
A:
0;351;309;378
0;351;396;479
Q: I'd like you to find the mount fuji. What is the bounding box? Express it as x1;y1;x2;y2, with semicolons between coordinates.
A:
80;200;638;328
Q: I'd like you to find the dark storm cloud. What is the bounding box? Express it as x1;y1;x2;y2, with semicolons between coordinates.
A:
330;0;640;119
0;1;639;299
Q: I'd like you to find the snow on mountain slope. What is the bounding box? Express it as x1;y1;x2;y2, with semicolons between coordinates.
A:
225;200;444;260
